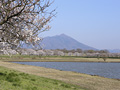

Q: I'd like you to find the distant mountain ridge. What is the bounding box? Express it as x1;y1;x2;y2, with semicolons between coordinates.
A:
41;34;97;50
108;49;120;53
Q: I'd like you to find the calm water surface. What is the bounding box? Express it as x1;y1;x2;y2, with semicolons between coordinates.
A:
13;62;120;79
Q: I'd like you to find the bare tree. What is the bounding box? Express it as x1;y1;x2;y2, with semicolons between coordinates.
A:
0;0;55;49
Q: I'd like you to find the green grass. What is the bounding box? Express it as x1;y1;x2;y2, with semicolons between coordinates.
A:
0;66;85;90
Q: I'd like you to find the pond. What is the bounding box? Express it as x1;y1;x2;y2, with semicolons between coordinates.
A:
13;62;120;79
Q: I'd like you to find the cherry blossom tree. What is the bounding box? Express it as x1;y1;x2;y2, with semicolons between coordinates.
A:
0;0;55;49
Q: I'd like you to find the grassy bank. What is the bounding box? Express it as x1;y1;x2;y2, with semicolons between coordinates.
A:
1;55;120;62
0;66;84;90
0;61;120;90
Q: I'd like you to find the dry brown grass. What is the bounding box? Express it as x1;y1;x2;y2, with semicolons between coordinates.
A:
0;61;120;90
2;56;120;63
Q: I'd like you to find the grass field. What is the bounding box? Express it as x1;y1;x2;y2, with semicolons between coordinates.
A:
1;55;120;62
0;66;85;90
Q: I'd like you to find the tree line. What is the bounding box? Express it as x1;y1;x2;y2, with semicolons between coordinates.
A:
55;48;109;54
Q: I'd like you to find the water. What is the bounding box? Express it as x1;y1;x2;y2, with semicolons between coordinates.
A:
13;62;120;79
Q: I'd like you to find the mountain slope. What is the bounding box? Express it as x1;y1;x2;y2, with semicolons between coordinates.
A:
41;34;97;50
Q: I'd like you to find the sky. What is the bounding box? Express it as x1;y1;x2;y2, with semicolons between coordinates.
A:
40;0;120;50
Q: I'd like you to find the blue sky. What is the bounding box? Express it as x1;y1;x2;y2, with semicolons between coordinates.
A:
41;0;120;50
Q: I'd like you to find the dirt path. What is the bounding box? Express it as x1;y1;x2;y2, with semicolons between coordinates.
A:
0;61;120;90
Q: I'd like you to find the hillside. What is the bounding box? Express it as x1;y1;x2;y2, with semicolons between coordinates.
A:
41;34;96;50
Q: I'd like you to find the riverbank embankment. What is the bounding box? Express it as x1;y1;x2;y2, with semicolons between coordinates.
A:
1;56;120;63
0;61;120;90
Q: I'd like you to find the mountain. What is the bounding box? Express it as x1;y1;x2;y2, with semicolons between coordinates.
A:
108;49;120;53
41;34;97;50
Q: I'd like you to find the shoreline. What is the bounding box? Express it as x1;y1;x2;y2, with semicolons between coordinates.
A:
6;60;120;63
1;56;120;63
0;61;120;90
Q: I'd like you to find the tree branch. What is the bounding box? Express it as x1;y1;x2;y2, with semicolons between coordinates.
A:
0;6;25;25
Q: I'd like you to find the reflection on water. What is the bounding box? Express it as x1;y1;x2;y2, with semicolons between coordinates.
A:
13;62;120;79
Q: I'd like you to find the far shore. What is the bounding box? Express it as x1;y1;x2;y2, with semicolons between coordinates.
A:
1;56;120;63
0;60;120;90
5;60;120;63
